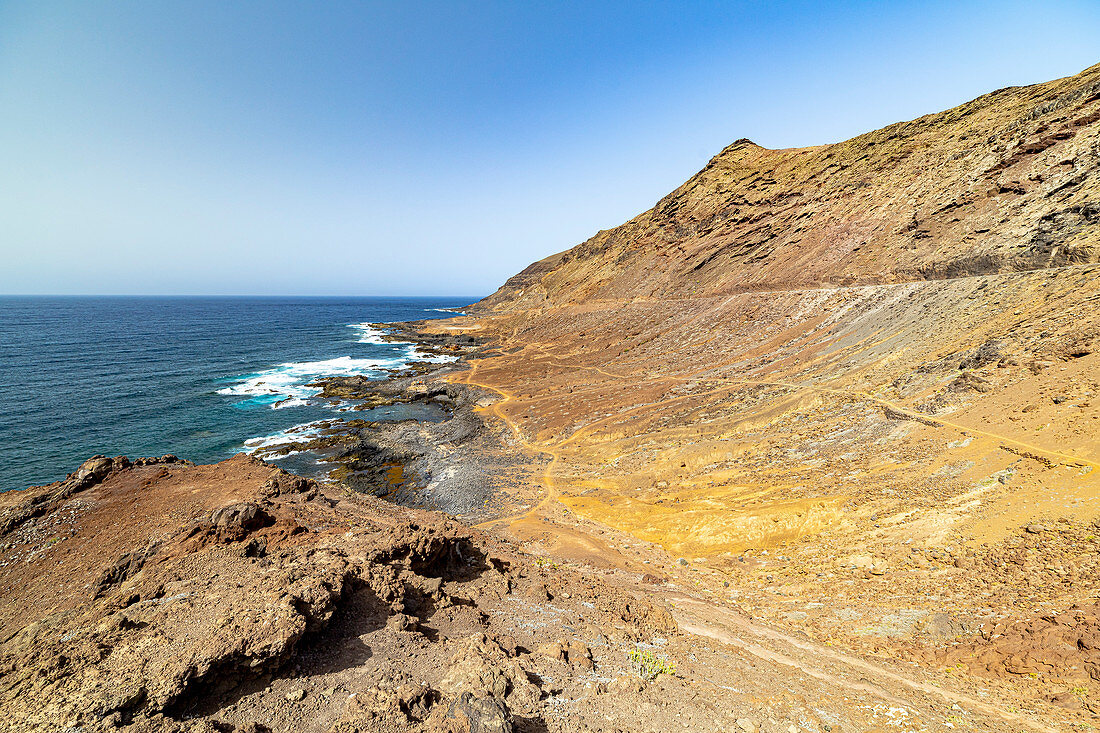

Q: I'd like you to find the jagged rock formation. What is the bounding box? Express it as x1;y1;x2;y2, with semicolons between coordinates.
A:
0;455;687;732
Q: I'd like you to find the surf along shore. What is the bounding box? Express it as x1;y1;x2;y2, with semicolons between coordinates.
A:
249;320;539;524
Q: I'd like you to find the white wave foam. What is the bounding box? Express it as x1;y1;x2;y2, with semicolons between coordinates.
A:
217;356;402;408
240;420;330;453
219;323;460;412
347;323;457;364
348;322;412;345
425;308;468;316
401;343;458;364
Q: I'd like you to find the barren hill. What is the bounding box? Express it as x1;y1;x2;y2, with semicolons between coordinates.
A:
480;62;1100;311
410;62;1100;729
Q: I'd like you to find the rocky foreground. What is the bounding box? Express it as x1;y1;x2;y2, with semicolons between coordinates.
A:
0;454;687;732
4;437;1099;732
9;447;1092;733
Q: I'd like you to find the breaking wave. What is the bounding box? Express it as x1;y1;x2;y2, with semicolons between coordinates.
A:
348;322;412;345
241;420;331;454
217;356;401;409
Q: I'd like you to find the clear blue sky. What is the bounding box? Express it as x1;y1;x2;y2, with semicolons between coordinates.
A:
1;1;1098;296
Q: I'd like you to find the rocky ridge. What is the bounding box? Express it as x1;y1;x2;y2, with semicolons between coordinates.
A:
479;62;1100;310
0;455;687;732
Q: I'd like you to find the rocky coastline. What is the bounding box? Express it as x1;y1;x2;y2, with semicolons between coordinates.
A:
6;62;1100;732
250;322;526;521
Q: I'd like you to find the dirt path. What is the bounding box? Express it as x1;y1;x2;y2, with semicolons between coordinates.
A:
663;592;1059;733
449;359;562;530
446;345;1076;732
452;344;1096;533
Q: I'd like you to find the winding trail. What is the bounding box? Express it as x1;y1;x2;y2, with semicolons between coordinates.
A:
446;347;1064;730
667;594;1060;733
453;347;1096;531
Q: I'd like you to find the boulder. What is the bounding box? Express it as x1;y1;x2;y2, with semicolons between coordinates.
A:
444;692;512;733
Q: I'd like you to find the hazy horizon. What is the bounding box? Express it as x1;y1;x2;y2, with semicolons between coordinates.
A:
0;293;485;300
2;1;1099;296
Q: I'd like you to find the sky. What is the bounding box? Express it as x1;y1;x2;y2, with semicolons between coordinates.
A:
1;1;1098;296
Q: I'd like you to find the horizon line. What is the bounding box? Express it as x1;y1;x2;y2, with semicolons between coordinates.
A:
0;293;486;299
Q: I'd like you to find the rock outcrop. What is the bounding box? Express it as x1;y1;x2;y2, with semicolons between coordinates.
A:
0;454;685;732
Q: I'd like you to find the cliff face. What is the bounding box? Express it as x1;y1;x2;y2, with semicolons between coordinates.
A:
479;62;1100;311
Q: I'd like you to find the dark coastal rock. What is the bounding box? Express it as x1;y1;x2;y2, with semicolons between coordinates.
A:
280;361;513;518
312;375;403;402
381;321;488;352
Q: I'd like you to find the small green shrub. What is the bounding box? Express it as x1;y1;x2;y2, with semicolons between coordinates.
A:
628;648;676;680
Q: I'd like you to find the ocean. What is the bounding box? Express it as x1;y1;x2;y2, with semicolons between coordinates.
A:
0;296;477;491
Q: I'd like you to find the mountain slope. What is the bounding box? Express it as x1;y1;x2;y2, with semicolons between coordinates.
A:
480;62;1100;311
408;62;1100;729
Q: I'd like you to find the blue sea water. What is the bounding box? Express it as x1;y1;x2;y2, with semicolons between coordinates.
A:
0;296;476;491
